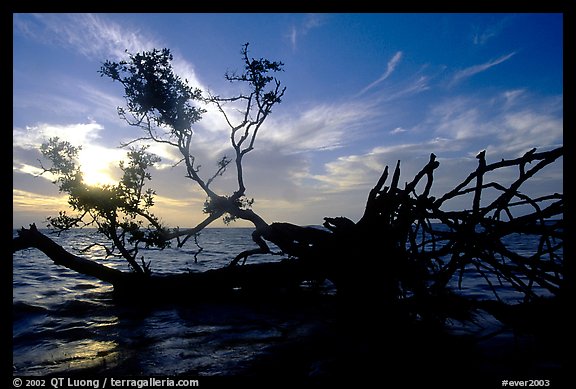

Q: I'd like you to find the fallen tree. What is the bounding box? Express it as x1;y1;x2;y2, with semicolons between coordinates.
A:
13;44;565;320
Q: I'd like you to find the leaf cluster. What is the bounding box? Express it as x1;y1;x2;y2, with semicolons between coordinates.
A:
40;139;168;272
100;48;205;134
224;43;284;105
203;195;255;225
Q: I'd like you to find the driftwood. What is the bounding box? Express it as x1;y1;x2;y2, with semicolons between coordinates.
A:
13;147;564;309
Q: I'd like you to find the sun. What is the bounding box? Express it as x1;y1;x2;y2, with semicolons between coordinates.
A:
77;147;119;187
81;165;116;187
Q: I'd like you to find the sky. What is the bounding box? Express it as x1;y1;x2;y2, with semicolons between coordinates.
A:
12;13;564;229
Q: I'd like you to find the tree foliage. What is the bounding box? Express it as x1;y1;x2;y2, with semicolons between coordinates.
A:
100;48;205;133
98;43;286;252
40;139;166;274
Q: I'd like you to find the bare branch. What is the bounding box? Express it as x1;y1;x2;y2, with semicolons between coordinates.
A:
163;211;225;247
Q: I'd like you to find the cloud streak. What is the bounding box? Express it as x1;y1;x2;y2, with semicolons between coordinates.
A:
14;13;157;60
14;13;207;102
356;51;403;97
261;100;380;153
426;92;562;156
288;14;325;51
472;16;511;45
13;189;68;209
13;122;104;149
305;90;562;204
450;52;516;86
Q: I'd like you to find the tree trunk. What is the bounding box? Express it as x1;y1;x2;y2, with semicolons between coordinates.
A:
13;224;124;284
13;224;330;302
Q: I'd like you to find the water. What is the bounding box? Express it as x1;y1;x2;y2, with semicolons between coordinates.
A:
12;227;561;377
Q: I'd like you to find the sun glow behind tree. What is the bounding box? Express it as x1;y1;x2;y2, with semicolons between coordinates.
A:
77;147;122;187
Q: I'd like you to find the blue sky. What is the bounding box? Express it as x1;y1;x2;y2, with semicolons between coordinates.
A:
13;13;563;229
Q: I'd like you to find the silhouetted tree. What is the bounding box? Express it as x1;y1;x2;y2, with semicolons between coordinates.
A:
39;138;165;274
99;44;285;245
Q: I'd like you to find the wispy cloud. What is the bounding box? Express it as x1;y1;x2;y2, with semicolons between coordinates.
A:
472;16;511;45
501;89;526;108
356;51;403;97
13;189;69;209
450;52;516;86
13;13;215;157
306;89;562;202
14;13;157;60
379;75;431;102
288;14;325;51
390;127;407;135
418;92;562;156
305;138;461;197
498;110;563;155
261;101;379;153
13;162;49;179
13;77;128;127
14;14;206;96
13;122;104;149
